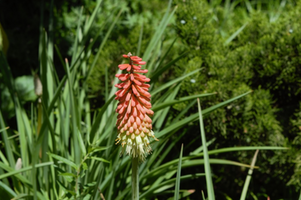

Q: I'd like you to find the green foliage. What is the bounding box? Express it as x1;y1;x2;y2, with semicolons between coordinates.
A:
288;103;301;187
176;0;216;58
174;0;301;198
0;0;300;199
0;75;37;118
0;1;260;199
86;0;175;98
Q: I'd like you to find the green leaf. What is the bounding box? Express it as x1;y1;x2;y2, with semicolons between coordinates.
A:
48;153;78;170
59;173;76;182
77;128;87;156
89;157;111;164
83;0;103;35
143;0;176;63
207;146;288;155
83;194;92;200
0;180;17;197
197;98;215;200
240;150;259;200
0;161;54;183
89;95;115;142
82;162;88;171
174;144;183;200
151;69;201;96
86;8;124;81
152;93;216;112
88;146;110;154
155;91;252;139
59;172;77;178
140;174;204;199
150;51;189;82
224;23;247;45
11;194;32;200
15;76;37;102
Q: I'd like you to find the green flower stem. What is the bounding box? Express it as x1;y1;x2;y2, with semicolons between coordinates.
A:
132;157;139;200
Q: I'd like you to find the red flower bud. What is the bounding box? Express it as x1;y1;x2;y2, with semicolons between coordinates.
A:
115;53;158;161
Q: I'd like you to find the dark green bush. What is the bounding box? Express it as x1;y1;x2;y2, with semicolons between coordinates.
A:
175;0;301;198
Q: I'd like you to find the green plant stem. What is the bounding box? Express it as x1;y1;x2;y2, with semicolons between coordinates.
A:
132;157;139;200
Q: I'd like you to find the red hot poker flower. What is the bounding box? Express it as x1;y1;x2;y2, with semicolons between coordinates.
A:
115;52;158;161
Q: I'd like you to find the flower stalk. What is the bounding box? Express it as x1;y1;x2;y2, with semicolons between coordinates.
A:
132;157;139;200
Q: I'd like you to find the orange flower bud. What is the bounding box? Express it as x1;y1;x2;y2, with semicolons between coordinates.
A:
115;53;158;161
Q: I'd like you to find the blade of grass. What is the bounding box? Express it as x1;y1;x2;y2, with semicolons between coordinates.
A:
0;181;17;197
0;112;15;168
269;0;286;22
64;58;81;164
189;138;216;156
0;52;26;193
152;83;177;108
155;84;181;129
152;37;178;72
70;6;84;67
0;162;55;180
174;144;183;200
172;99;196;123
207;146;287;155
77;127;87;156
152;93;216;112
142;158;257;181
39;27;55;200
240;150;259;200
143;0;176;62
97;156;130;194
151;69;201;96
89;95;115;143
86;8;124;81
136;22;143;56
149;145;286;180
148;130;186;171
197;98;215;200
156;91;251;139
83;0;103;35
150;51;189;82
244;0;253;13
0;126;9;132
224;23;247;45
140;174;205;199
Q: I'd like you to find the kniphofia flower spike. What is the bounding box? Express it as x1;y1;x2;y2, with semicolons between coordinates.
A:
115;52;158;161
